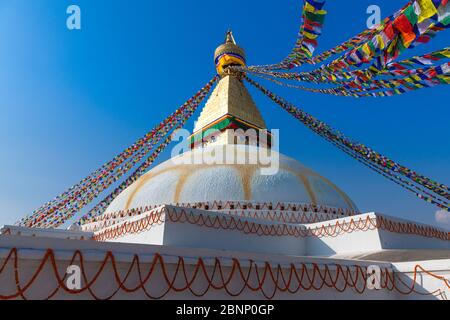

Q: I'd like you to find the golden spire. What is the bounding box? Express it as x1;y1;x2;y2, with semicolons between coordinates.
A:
225;30;236;44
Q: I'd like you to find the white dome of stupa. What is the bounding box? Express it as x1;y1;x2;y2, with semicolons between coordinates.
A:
104;145;357;214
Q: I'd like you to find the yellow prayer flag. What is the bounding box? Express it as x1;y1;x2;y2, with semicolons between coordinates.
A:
304;2;316;13
376;35;385;50
303;31;319;39
417;0;438;23
361;43;372;57
437;75;450;83
440;49;450;58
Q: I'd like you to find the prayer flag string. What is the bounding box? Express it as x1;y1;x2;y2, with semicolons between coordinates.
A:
250;0;327;70
244;46;450;87
250;62;450;98
309;0;450;78
75;97;210;227
18;76;218;228
244;75;449;210
250;0;449;82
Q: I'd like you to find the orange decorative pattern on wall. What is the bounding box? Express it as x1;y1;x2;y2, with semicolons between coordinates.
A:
91;207;450;242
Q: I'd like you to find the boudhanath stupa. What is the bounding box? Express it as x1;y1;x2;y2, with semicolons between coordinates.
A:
0;32;449;300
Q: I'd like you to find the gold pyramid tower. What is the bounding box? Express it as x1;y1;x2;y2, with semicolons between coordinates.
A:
190;31;270;149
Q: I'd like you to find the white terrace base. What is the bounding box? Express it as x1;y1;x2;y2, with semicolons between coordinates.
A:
80;205;449;257
0;235;449;300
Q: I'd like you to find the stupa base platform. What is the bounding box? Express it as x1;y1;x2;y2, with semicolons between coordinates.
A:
80;205;448;257
0;231;449;300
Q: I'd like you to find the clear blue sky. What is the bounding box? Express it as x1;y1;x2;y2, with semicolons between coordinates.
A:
0;0;448;228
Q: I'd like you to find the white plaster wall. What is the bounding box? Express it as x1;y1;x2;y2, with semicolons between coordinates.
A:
378;229;449;250
392;260;450;300
304;213;449;256
162;218;306;256
305;213;382;256
306;228;382;256
1;225;93;240
0;235;398;300
108;223;165;245
8;255;448;300
98;210;449;258
107;208;307;256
